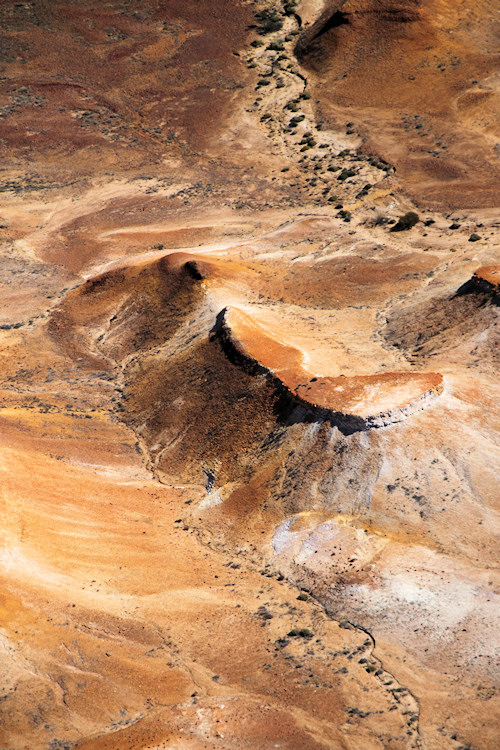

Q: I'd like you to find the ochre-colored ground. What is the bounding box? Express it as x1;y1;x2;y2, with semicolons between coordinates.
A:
297;0;500;209
0;2;499;749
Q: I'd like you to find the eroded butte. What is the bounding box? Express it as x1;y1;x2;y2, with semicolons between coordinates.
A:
0;1;499;750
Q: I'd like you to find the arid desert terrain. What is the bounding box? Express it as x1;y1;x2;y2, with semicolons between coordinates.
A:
0;1;499;749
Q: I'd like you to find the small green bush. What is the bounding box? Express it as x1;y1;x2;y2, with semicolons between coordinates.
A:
390;211;419;232
337;168;356;181
255;9;283;35
287;627;313;638
339;620;353;630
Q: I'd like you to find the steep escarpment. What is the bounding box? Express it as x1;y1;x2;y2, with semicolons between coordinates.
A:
215;306;443;433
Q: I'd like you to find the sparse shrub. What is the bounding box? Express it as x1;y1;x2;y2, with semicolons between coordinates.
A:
287;627;313;638
255;9;283;35
337;209;351;222
337;168;356;181
390;211;419;232
299;628;313;637
0;321;24;329
356;185;370;198
297;592;308;601
468;232;481;242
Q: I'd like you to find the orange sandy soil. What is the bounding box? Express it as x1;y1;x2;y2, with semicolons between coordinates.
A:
0;2;499;750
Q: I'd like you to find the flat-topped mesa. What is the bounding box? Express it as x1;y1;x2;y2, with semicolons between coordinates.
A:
454;264;500;303
214;306;443;433
472;266;500;297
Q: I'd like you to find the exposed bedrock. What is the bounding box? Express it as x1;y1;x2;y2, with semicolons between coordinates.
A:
215;306;443;434
294;1;351;63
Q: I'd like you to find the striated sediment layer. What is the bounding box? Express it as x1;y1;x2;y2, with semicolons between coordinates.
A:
216;305;443;432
